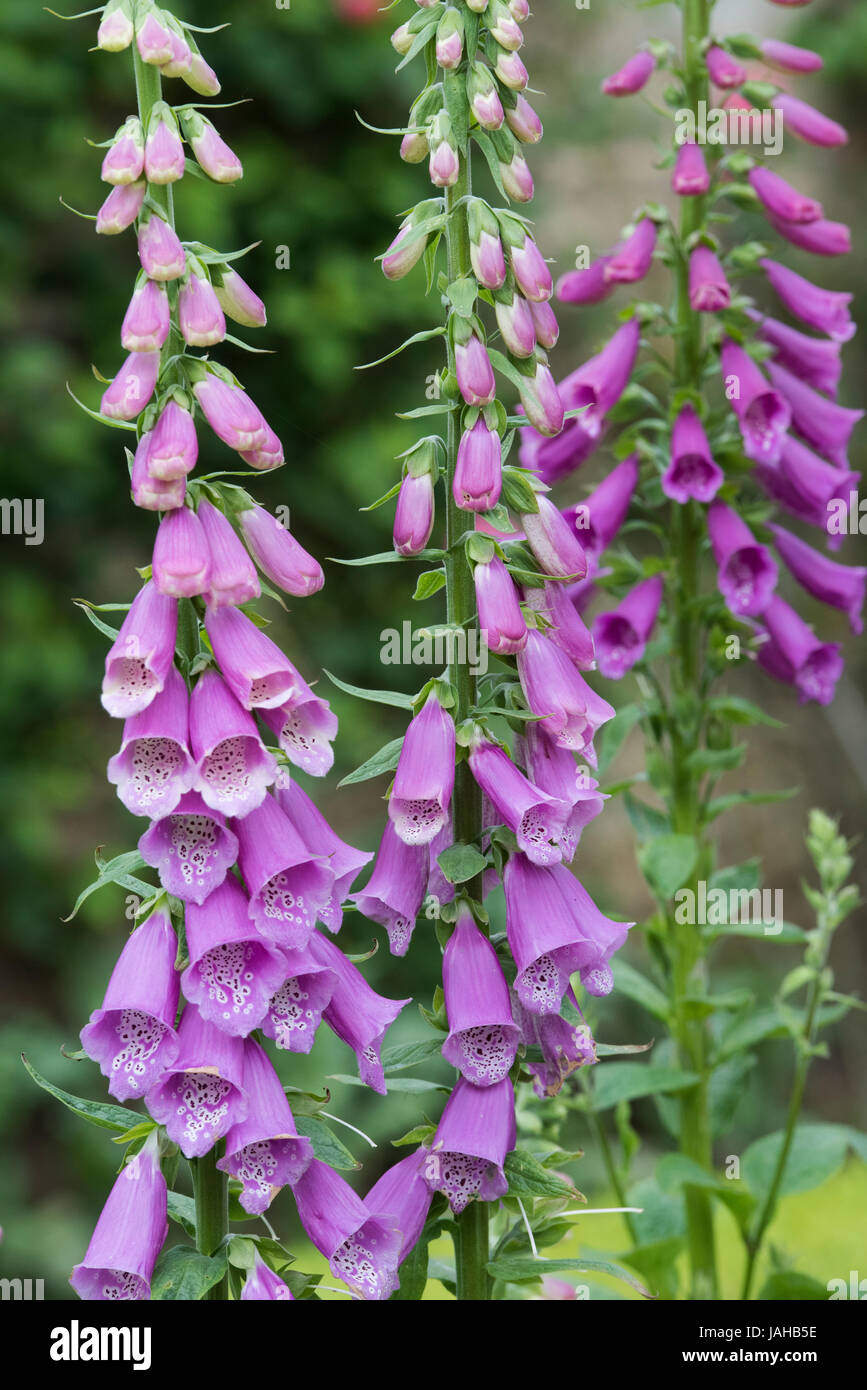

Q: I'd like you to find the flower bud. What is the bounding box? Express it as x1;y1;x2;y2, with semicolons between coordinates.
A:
182;50;221;97
101;351;159;421
469;201;506;289
505;93;543;144
507;226;553;301
509;0;529;19
137;210;186;280
394;469;435;557
749;166;822;225
400;130;429;163
192;372;268;454
96;180;146;235
454;417;502;511
160;17;193;77
429;114;460;188
495;48;529;91
180;110;243;183
759;39;823;76
390;22;413;55
705;44;746;89
135;6;174;65
602;50;655;96
500;150;534;202
772;93;847;148
101;116;145;185
436;9;464;70
121;277;170;352
213;267;267;328
672;140;710;196
178;264;227;347
466;0;489;11
198;500;260;608
468;64;504;131
147;400;199;480
475;555;528;654
239;505;325;598
382;207;433;281
518;359;565;437
530;299;559;350
495;291;536;357
455;330;496;406
604;217;657;285
152;505;211;598
489;1;523;51
144;103;185;184
556;258;613;305
521;493;586;579
97;0;134;52
131;431;186;511
688;244;731;312
240;423;285;471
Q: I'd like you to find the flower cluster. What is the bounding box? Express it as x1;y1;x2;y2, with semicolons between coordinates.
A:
532;12;862;706
69;1;416;1304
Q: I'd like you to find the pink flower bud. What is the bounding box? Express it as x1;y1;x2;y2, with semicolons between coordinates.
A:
131;430;186;511
471;230;507;290
705;44;746;89
605;218;657;285
749;167;822;224
400;130;429;163
520;361;565;437
453;418;502;512
240;423;285;471
509;0;530;20
96;180;146;235
760;258;854;341
239;506;325;598
382;217;429;281
455;333;496;406
495;50;529;91
390;22;413;55
436;31;463;71
475;556;528;654
394;470;435;556
771;93;847;148
152;506;211;598
688;245;731;312
178;268;226;347
192;374;268;454
530;300;559;350
121;278;170;352
672;141;710;196
429;138;460;188
510;234;553;302
505;94;543;144
185;115;243;183
495;292;536;358
472;86;505;131
213;268;267;328
101;117;145;185
602;51;655;96
160;25;192;78
97;0;134;52
101;351;159;421
500;152;533;202
759;39;823;76
489;8;523;52
521;494;586;579
147;401;199;480
136;9;174;65
137;211;186;281
197;500;260;608
767;215;851;257
144;112;185;184
182;51;221;97
556;258;613;305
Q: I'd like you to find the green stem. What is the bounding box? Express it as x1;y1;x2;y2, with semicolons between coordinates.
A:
455;1199;491;1301
193;1150;229;1300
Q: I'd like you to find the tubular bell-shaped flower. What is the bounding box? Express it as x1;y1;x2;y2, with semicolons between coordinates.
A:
262;944;336;1054
216;1039;312;1214
593;574;664;679
101;582;178;719
470;736;571;866
234;794;333;948
146;1005;247;1159
441;908;520;1086
293;1160;401;1301
189;668;277;818
138;790;239;905
181;876;286;1036
308;930;410;1093
106;664;195;817
424;1076;516;1213
275;780;373;932
707;502;778;617
389;690;456;846
70;1132;167;1302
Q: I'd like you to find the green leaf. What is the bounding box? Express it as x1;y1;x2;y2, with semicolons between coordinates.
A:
639;834;698;899
504;1149;580;1200
443;68;469;153
21;1055;136;1132
381;1038;445;1072
151;1247;227;1301
623;793;670;842
445;276;477;318
323;669;415;710
621;1238;684;1300
470;129;510;201
329;1072;448;1094
486;1255;653;1299
166;1191;197;1239
597;703;646;775
742;1123;851;1202
758;1271;831;1301
412;569;447;601
656;1153;723;1194
705;787;799;822
62;850;153;921
356;325;446;371
592;1063;699;1111
708;695;783;728
436;843;487;885
716;1005;788;1060
328;548;446;567
686;745;746;774
73;598;122;642
294;1115;361;1171
610;960;669;1021
337;736;404;788
709;1052;756;1138
390;1232;431;1301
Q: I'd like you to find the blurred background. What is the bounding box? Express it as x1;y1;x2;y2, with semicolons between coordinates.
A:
0;0;864;1299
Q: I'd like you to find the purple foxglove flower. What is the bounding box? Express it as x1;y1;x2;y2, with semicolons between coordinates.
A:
756;436;858;534
204;604;296;710
517;629;614;752
664;404;724;503
509;234;553;302
241;1253;293;1301
138;790;239;905
350;820;428;957
137;210;186;281
389;691;455;846
757;595;843;706
102;582;178;719
184;113;243;182
131;430;186;512
771;93;847;148
748;166;822;224
495;291;536;358
147;401;198;480
97;0;134;53
469;215;507;290
365;1151;432;1263
152;505;210;599
707;501;778;617
558;319;641;439
521;413;600;484
556;258;614;305
760;258;854;342
217;1040;312;1214
96;179;146;235
178;268;226;347
551;863;630;995
494;48;529;91
769;524;866;634
768;215;851;258
593;575;664;678
563;453;640;561
455;332;496;406
235;794;333;946
454;418;502;512
512;995;597;1097
760;39;823;75
70;1132;167;1301
429;137;460;188
748;310;841;397
520;494;587;579
721;338;791;464
135;8;173;64
427;819;456;910
181;876;285;1035
101;350;159;420
275;779;373;932
120;278;170;353
259;681;339;778
80;910;180;1101
522;722;607;860
107;664;195;816
197;500;260;608
767;361;863;469
705;44;746;88
471;737;570;865
101;117;144;185
213;267;266;328
144;112;185;185
308;930;410;1092
604;219;657;285
475;554;527;654
688;245;731;312
146;1005;248;1158
505;92;543;144
672;140;710;196
238;504;324;598
394;469;435;556
192;374;268;453
240;421;285;471
293;1160;401;1300
442;909;520;1085
425;1075;515;1213
530;299;559;350
523;580;595;668
262;944;335;1053
500;151;534;202
601;50;655;96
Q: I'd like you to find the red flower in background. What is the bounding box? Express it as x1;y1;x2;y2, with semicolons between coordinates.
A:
336;0;381;23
